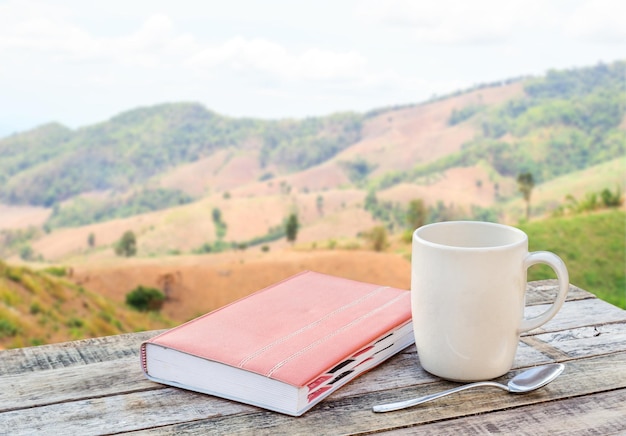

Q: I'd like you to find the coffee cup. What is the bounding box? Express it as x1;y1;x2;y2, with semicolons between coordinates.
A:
411;221;569;381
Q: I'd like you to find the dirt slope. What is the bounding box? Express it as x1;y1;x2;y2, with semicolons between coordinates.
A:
334;82;525;176
71;249;412;322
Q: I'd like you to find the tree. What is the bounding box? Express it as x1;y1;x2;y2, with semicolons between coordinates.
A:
364;226;388;252
600;186;623;207
126;285;165;311
364;189;378;211
212;207;227;240
212;207;222;223
517;172;535;220
316;195;324;216
285;213;299;244
19;244;34;261
406;199;427;230
115;230;137;257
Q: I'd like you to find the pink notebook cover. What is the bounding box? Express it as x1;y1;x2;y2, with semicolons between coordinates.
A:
142;270;411;387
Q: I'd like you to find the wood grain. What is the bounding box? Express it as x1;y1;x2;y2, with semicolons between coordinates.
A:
384;389;626;435
119;352;626;435
0;330;163;376
0;281;624;435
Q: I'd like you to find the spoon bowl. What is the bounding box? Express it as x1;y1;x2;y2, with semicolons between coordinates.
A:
507;363;564;392
372;363;564;413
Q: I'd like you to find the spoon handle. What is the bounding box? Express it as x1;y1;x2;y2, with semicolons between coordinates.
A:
372;381;508;413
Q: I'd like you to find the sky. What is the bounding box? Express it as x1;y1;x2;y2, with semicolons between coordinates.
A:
1;0;625;138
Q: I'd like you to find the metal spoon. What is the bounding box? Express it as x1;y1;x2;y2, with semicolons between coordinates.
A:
372;363;564;413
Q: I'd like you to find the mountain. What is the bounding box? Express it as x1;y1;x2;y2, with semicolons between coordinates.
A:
0;61;624;262
0;104;362;207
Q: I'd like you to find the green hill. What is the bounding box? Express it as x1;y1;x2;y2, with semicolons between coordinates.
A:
373;61;625;190
0;61;624;223
0;261;172;349
0;61;624;264
503;155;625;219
0;104;362;208
520;209;625;309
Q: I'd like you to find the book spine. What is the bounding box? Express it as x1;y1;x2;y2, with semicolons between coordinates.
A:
140;342;149;374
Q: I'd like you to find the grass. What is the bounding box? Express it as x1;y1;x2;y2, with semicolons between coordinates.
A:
503;156;625;219
0;259;174;349
519;209;625;308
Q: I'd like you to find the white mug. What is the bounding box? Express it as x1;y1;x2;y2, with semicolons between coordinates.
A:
411;221;569;381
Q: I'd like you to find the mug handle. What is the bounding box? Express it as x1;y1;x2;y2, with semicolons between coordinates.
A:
518;251;569;333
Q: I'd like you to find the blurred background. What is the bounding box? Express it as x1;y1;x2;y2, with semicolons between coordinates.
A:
0;0;624;348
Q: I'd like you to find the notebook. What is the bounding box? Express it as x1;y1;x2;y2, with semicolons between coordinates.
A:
140;270;413;416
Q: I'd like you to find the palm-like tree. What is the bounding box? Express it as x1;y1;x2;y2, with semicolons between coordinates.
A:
517;172;535;221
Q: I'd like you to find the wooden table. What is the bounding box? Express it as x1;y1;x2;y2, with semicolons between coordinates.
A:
1;280;625;435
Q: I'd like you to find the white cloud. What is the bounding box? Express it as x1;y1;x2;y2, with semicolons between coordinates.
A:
0;4;372;83
294;48;367;80
564;0;626;43
0;6;184;68
357;0;494;43
187;36;368;82
0;0;623;136
356;0;560;44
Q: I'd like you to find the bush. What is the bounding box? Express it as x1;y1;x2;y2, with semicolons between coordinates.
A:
126;286;165;312
115;230;137;257
66;317;84;328
30;302;42;315
19;244;34;261
363;226;389;252
448;104;485;125
0;319;19;338
601;186;623;207
43;266;67;277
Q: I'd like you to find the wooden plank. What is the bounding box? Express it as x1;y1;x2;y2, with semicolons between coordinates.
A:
0;283;619;435
525;281;594;305
0;297;616;412
3;351;622;435
382;389;626;435
341;317;626;402
0;330;163;376
0;357;154;412
121;352;626;435
0;336;553;412
0;387;255;436
523;298;626;335
334;342;552;402
532;321;626;358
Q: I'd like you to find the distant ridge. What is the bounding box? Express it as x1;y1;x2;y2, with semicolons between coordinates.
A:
0;61;623;262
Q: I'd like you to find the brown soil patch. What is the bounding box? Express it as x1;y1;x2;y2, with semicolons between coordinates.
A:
209;150;265;191
71;249;411;322
0;204;51;230
229;161;351;198
285;162;352;192
296;207;377;246
159;145;277;196
378;165;499;208
31;212;166;261
336;82;525;175
31;187;375;262
159;151;232;196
